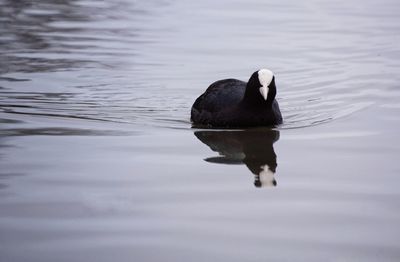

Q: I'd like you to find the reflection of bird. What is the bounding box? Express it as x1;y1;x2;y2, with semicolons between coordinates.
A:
191;69;282;128
194;129;279;187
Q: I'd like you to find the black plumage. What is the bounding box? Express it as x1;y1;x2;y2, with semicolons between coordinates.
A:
191;70;282;128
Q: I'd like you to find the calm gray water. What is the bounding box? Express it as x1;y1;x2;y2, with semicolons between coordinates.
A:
1;0;400;261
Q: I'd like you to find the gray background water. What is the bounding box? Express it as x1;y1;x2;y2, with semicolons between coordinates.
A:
1;0;400;261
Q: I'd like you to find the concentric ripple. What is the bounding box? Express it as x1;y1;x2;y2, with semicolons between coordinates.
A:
1;0;400;132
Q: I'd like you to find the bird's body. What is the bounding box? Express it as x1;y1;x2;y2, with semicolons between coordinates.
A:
191;69;282;128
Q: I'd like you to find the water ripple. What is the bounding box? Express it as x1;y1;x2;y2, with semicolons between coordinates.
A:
0;0;399;131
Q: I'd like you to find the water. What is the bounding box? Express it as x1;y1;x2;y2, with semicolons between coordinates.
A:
1;0;400;261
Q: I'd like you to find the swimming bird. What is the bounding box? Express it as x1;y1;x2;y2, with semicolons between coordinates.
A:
191;69;282;128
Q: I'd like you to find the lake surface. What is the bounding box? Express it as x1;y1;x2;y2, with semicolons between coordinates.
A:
1;0;400;261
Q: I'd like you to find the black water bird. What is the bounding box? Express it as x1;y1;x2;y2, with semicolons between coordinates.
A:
191;69;282;128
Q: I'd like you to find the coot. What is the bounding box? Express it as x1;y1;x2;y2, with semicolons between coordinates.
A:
191;69;282;128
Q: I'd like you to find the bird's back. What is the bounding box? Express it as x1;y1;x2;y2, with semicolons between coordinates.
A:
191;79;245;123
